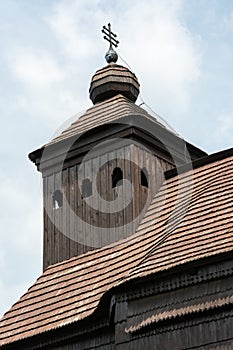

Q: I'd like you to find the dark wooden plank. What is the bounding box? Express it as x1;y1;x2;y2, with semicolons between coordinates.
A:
77;162;84;254
54;171;61;264
63;168;70;261
69;165;76;258
100;152;109;245
91;156;99;249
47;174;55;268
110;150;117;241
124;144;133;236
133;144;140;224
115;147;124;241
43;176;49;271
84;158;92;250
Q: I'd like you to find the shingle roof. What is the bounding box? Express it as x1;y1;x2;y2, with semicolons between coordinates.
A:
46;94;163;147
89;63;140;103
1;149;233;346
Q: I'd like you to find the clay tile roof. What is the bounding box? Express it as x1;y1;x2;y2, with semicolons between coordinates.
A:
45;94;162;147
0;149;233;346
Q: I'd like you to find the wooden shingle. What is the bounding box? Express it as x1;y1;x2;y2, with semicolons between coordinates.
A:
0;148;233;346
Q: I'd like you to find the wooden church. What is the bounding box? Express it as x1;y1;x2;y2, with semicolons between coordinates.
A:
0;24;233;350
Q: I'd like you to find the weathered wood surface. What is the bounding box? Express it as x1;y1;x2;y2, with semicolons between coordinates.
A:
43;143;173;269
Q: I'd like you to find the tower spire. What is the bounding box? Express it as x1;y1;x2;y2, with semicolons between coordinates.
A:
102;23;119;63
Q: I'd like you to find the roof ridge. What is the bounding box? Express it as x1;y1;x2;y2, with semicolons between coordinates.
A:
165;147;233;180
1;148;233;345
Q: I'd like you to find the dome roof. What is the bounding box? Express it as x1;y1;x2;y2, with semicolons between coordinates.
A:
89;63;140;104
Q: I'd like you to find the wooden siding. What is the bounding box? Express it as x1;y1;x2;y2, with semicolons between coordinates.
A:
1;151;233;347
43;143;173;269
115;314;233;350
114;264;233;350
7;258;231;350
47;328;115;350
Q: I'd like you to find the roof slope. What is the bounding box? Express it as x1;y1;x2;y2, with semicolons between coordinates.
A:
1;150;233;346
46;94;162;146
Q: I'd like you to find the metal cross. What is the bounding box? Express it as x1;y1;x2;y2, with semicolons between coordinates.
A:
102;23;119;49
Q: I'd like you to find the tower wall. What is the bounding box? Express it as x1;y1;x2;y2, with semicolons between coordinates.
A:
43;143;173;270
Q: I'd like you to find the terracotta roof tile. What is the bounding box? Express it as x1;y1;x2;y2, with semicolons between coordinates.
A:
0;150;233;346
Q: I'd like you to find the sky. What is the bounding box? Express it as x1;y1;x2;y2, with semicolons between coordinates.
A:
0;0;233;317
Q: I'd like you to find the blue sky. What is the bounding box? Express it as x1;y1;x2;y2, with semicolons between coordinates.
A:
0;0;233;317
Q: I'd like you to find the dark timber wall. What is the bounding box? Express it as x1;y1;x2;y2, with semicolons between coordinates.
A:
114;259;233;350
43;143;173;270
8;256;232;349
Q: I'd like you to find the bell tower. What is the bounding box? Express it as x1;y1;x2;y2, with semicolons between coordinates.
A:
29;24;207;270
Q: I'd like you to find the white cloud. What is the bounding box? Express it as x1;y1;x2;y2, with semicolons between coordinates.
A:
0;0;203;269
224;11;233;31
47;0;202;120
117;0;202;117
4;0;202;133
0;279;35;318
0;171;41;252
0;248;6;272
216;113;233;144
3;0;233;320
9;50;64;87
0;173;42;317
6;49;88;128
47;0;105;62
201;112;233;153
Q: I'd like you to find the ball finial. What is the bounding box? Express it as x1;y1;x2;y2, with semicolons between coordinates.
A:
102;23;119;64
105;48;118;63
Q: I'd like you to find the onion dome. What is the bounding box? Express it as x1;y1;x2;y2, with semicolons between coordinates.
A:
89;63;140;104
